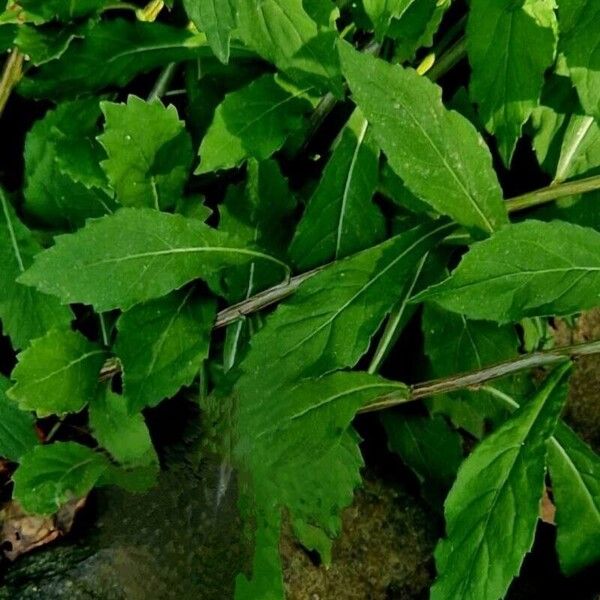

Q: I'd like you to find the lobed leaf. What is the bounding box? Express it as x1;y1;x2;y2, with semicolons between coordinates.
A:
19;19;239;99
99;96;193;210
196;74;312;174
548;422;600;575
115;288;215;413
467;0;557;164
8;329;107;417
432;364;571;600
19;208;289;312
233;0;342;93
290;109;385;270
415;220;600;323
234;373;409;597
557;0;600;119
183;0;235;64
12;442;109;515
0;189;72;350
89;388;158;467
24;99;116;229
0;376;39;462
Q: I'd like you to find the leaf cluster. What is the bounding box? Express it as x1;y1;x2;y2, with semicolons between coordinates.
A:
0;0;599;597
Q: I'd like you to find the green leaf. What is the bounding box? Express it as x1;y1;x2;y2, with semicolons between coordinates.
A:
554;114;600;181
467;0;557;163
8;329;106;417
0;24;16;52
219;159;296;302
115;288;215;413
339;42;508;235
290;110;386;270
415;220;600;323
387;0;450;62
89;387;158;467
303;0;338;27
24;99;116;229
19;208;289;312
432;363;571;600
12;442;109;515
0;190;72;350
196;74;312;174
99;96;193;210
531;193;600;233
236;220;452;391
530;75;579;177
15;23;85;66
234;0;342;93
233;372;408;597
369;249;448;372
19;19;231;100
363;0;413;40
548;422;600;574
557;0;600;119
382;411;462;508
0;376;38;462
18;0;109;22
230;221;448;596
422;304;521;437
183;0;234;64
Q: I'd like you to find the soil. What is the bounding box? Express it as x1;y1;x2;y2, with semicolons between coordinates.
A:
282;475;438;600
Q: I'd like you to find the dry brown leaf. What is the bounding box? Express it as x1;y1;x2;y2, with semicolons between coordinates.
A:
540;488;556;525
1;497;86;561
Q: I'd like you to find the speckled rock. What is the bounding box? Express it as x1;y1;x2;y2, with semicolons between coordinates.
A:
282;475;438;600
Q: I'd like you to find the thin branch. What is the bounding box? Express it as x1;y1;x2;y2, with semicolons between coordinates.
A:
359;338;600;413
0;49;23;118
147;63;177;101
427;36;467;82
506;174;600;213
214;268;321;329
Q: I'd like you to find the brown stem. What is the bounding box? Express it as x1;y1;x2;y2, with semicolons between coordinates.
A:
359;338;600;413
214;268;321;328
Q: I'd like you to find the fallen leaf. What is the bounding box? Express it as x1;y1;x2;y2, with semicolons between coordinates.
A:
1;497;85;560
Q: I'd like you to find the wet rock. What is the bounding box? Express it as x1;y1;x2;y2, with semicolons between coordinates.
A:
0;461;244;600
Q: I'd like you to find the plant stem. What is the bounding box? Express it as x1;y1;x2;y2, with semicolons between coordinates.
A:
359;338;600;413
427;36;467;82
147;63;176;101
506;174;600;213
367;253;428;374
99;314;110;347
101;2;139;11
0;48;23;118
214;268;321;329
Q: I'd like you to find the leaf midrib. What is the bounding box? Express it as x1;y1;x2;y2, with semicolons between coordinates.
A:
281;222;453;359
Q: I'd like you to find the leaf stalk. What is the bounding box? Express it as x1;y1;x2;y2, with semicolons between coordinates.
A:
506;174;600;213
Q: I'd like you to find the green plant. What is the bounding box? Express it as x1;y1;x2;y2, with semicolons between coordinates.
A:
0;0;599;597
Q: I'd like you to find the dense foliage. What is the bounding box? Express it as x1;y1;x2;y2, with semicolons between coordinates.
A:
0;0;599;598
